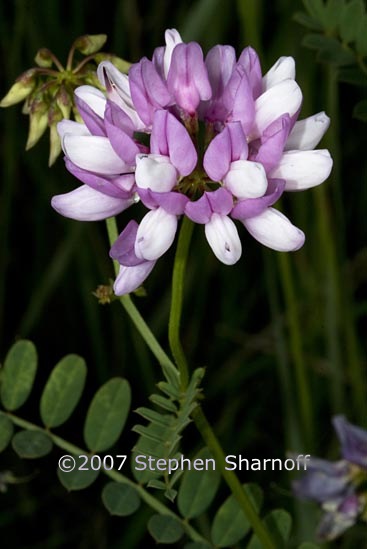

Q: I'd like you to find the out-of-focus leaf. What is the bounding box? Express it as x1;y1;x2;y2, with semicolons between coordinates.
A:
298;543;320;548
353;99;367;121
293;12;324;30
40;354;87;428
356;17;367;55
148;514;184;544
84;378;131;452
12;430;52;458
339;0;365;43
102;482;141;516
324;0;344;30
338;67;367;86
0;340;37;411
178;447;220;518
303;34;356;65
247;509;292;548
57;456;99;490
302;33;335;50
303;0;326;22
0;413;14;452
211;484;263;547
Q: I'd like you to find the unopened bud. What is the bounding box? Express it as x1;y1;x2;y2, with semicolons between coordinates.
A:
26;97;49;150
74;34;107;55
0;69;37;107
55;86;71;119
49;123;62;166
93;284;114;304
34;48;54;68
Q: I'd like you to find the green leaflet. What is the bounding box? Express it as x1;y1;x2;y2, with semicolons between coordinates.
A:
40;354;87;428
148;514;184;544
178;447;220;519
102;482;141;516
211;483;263;547
12;430;52;458
132;368;205;496
84;377;131;452
0;340;37;411
57;456;99;491
0;412;14;452
247;509;292;548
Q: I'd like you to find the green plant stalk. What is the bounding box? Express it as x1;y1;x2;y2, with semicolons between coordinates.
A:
277;252;313;450
105;217;179;386
5;411;206;544
192;405;275;548
106;216;275;546
168;216;194;389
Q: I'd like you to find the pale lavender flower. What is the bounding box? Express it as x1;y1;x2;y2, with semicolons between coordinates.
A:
293;415;367;541
51;28;333;295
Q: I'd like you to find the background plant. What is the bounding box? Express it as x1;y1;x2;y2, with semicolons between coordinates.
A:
0;0;366;547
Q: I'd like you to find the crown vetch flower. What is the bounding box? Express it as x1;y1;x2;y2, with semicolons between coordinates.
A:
293;415;367;541
51;28;333;295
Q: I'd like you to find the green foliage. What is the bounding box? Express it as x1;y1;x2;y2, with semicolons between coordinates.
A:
12;430;53;458
0;340;37;411
298;543;320;548
102;482;141;516
211;483;263;547
84;377;131;452
177;447;220;519
132;368;204;499
353;99;367;121
57;457;99;491
0;412;14;452
40;354;87;428
247;509;292;548
147;514;184;544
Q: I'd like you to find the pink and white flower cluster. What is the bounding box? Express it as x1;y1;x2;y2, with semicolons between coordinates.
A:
52;29;333;295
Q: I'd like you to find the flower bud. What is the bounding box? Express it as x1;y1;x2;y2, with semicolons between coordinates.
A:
55;86;72;119
26;94;49;150
0;69;37;107
34;48;54;68
74;34;107;55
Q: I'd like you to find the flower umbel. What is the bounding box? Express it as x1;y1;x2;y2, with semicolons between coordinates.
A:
293;415;367;541
51;28;333;295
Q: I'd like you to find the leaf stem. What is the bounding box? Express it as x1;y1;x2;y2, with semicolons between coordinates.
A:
5;411;206;544
168;216;194;389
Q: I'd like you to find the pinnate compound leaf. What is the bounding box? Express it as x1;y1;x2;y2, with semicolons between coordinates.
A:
353;99;367;121
0;340;37;411
148;514;184;544
302;0;327;22
247;509;292;548
102;482;140;516
0;413;14;452
84;378;131;452
12;430;52;458
178;447;220;518
211;483;263;547
293;12;323;30
57;455;99;490
40;354;87;428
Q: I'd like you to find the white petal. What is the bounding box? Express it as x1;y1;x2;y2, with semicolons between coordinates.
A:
164;29;183;78
262;56;296;91
57;120;90;143
243;208;305;251
224;160;268;199
114;262;155;295
285;111;330;150
205;213;242;265
135;207;177;260
51;185;132;221
253;79;302;139
269;150;333;191
135;154;178;192
63;134;129;174
75;85;106;118
97;61;144;130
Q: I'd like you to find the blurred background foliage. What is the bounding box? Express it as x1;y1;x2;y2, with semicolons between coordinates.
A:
0;0;366;547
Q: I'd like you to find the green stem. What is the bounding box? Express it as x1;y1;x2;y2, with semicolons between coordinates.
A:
105;217;179;386
168;216;194;389
192;406;275;549
6;412;206;544
277;253;313;450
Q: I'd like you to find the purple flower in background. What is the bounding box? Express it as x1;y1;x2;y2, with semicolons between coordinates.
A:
293;415;367;541
51;28;333;295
